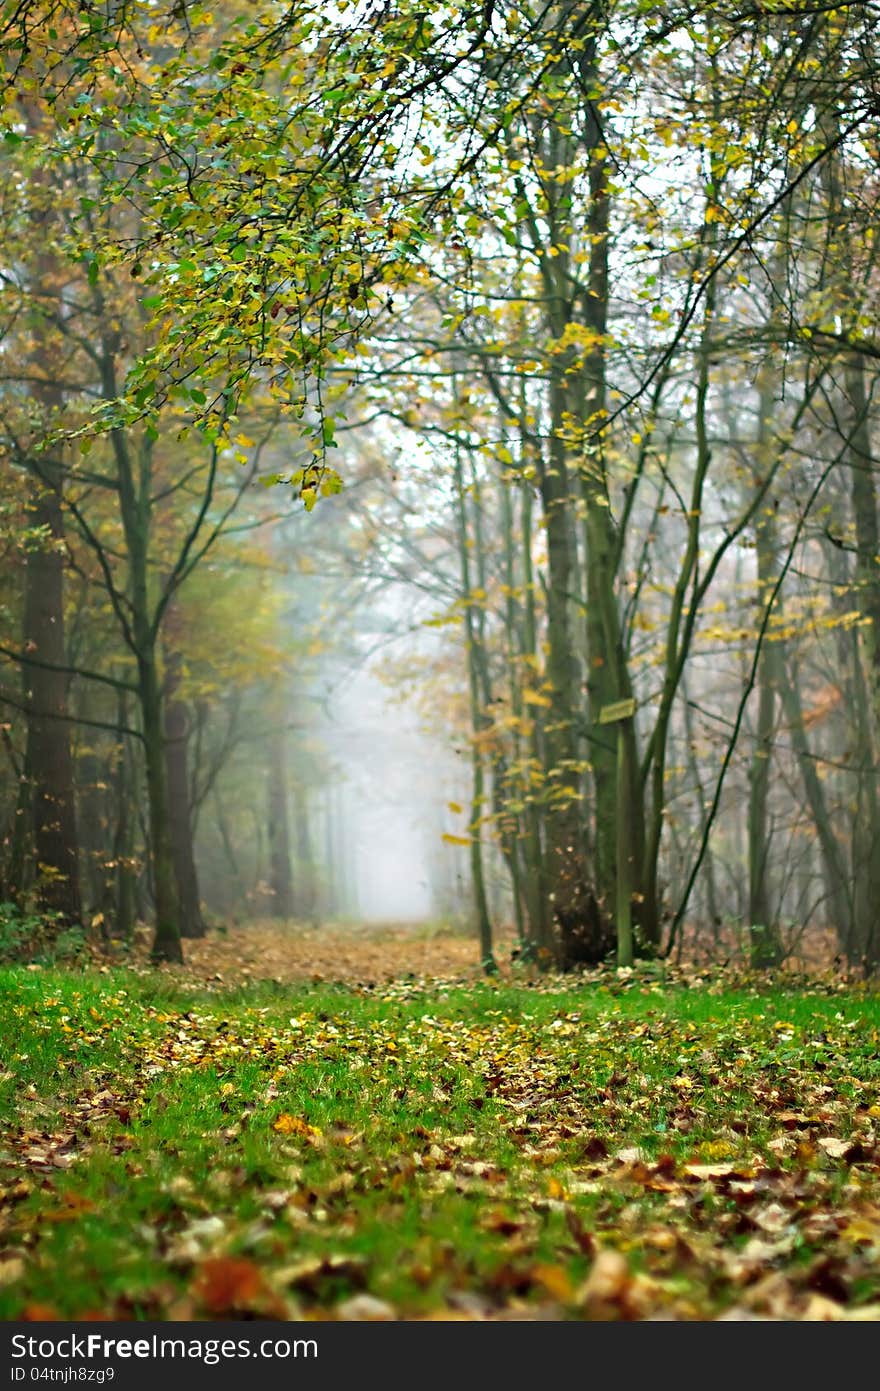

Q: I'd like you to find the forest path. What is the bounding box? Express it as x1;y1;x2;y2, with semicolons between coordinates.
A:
127;919;520;987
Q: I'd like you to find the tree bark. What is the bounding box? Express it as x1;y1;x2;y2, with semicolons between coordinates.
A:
21;449;81;927
267;729;293;919
453;433;497;974
163;648;205;938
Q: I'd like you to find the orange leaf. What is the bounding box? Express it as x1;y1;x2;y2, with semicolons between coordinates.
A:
193;1257;267;1315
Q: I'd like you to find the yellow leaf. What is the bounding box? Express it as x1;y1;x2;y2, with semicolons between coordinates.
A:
841;1217;880;1245
522;688;552;708
272;1113;321;1138
447;801;463;815
441;833;472;847
532;1262;574;1302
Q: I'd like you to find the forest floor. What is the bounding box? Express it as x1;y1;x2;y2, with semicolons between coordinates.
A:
1;922;880;1322
123;918;522;988
117;916;844;987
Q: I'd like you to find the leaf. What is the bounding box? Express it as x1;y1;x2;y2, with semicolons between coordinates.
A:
818;1137;850;1160
272;1113;322;1138
441;833;472;846
683;1162;738;1179
531;1263;574;1302
335;1294;395;1320
576;1250;631;1309
0;1257;25;1287
192;1257;267;1315
276;1254;367;1294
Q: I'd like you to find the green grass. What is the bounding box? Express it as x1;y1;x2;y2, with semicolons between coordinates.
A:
1;966;879;1320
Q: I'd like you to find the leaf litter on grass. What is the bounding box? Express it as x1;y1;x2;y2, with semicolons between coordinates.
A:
1;954;879;1321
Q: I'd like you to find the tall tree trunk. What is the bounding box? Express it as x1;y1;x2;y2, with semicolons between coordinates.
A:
778;656;852;950
747;385;784;968
10;100;81;929
498;465;528;950
139;649;181;961
163;648;205;938
111;691;136;942
101;336;182;960
518;465;552;957
292;781;317;922
21;447;81;927
844;355;880;970
267;729;293;919
453;438;497;973
542;382;608;966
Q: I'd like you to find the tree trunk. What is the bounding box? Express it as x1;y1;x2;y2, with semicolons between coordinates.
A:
21;455;81;927
292;781;317;922
845;355;880;970
163;649;205;938
747;387;784;968
267;729;293;919
111;691;136;942
140;649;182;962
453;434;497;974
778;646;852;950
517;469;552;957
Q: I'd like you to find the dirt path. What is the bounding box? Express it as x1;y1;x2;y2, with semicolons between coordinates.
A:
126;919;520;987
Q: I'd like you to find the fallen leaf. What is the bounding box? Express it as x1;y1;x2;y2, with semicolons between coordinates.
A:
0;1257;25;1287
751;1203;792;1235
336;1294;395;1320
531;1263;574;1302
272;1113;322;1139
193;1256;274;1315
577;1249;630;1309
818;1137;850;1160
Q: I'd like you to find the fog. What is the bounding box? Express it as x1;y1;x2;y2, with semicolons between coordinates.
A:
329;662;439;922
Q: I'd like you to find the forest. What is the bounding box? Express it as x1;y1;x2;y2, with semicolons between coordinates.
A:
1;0;880;1328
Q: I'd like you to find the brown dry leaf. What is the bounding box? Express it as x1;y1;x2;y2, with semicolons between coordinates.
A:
564;1206;597;1257
192;1256;285;1317
20;1303;59;1320
577;1249;631;1310
41;1193;96;1222
642;1227;678;1252
480;1208;526;1237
